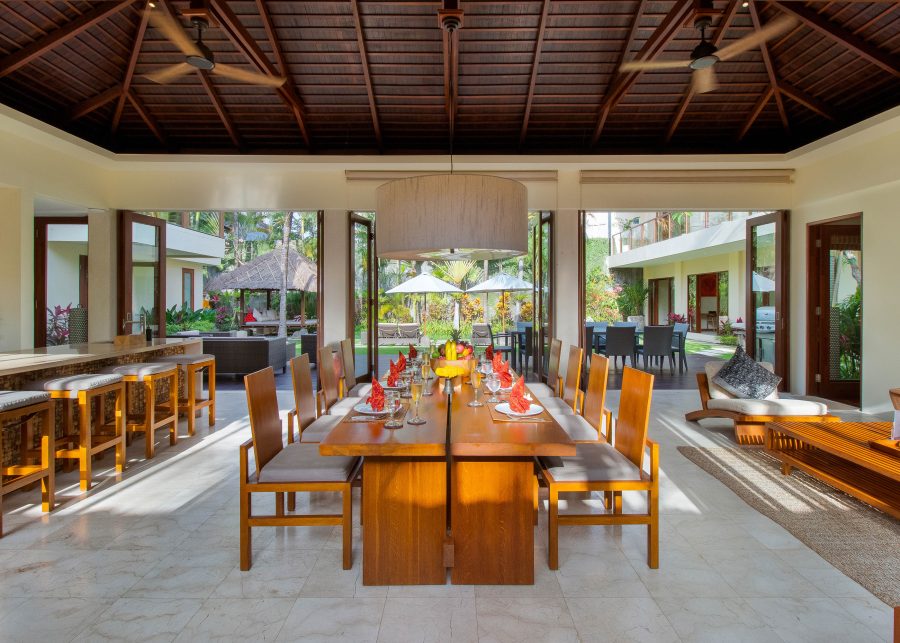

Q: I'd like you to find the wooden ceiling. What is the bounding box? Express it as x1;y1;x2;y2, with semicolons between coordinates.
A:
0;1;898;155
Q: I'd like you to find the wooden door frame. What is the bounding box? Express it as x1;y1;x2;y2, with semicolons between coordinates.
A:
648;277;674;325
33;216;89;347
535;211;554;382
181;267;194;310
118;211;167;338
806;213;862;404
316;210;325;352
347;213;377;382
745;210;789;388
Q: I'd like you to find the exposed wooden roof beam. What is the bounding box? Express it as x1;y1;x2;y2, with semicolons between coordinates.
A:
208;0;311;148
591;0;692;146
778;80;835;121
197;70;242;151
773;1;900;77
112;0;152;134
0;0;137;78
126;88;167;146
349;0;382;151
737;86;773;141
518;0;550;148
70;85;122;120
749;1;789;132
665;0;740;143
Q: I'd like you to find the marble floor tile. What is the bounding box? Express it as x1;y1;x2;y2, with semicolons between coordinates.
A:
475;596;578;643
566;596;680;643
276;596;386;642
745;596;885;643
212;549;319;599
73;597;203;643
656;597;782;643
0;596;112;643
554;548;651;598
378;596;477;643
174;598;295;642
125;560;234;599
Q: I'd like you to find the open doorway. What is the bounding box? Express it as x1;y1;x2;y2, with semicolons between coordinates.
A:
687;271;728;334
34;217;89;347
808;214;862;406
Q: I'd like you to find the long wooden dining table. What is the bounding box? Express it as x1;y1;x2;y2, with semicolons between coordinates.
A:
319;374;575;586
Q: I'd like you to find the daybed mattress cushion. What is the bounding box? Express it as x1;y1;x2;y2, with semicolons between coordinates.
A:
706;398;828;416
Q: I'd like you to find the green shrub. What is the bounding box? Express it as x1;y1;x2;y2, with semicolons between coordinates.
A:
720;334;738;346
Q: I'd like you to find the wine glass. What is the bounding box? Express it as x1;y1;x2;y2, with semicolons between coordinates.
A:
408;377;426;425
467;370;483;407
400;371;412;399
384;391;403;429
421;361;433;396
485;374;501;403
480;359;493;377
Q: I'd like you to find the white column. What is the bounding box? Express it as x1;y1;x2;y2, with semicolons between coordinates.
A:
322;209;348;345
88;209;118;342
0;187;34;350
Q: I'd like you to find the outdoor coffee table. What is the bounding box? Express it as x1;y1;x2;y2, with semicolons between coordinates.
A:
765;420;900;519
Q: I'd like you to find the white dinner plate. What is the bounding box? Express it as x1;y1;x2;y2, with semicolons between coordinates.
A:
353;403;388;415
495;402;543;417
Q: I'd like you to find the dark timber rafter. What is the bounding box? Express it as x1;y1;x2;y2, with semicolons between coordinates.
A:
70;85;122;120
773;1;900;77
591;0;693;147
749;1;789;132
126;88;167;146
209;0;311;148
111;0;153;135
0;0;137;78
350;0;382;151
665;0;740;143
518;0;550;148
197;69;242;151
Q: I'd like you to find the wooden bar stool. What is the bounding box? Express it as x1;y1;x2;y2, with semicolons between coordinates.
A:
25;374;125;492
0;391;55;537
101;363;178;459
155;354;216;436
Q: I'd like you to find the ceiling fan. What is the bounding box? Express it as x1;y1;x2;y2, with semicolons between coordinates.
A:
619;11;796;94
144;8;285;87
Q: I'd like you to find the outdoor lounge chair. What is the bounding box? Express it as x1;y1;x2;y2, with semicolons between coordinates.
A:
377;323;400;345
398;323;421;342
685;361;839;445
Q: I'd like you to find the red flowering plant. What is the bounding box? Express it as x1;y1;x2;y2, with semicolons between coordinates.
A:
46;304;73;346
667;313;687;324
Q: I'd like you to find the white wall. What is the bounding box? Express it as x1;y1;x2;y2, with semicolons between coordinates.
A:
165;258;205;311
46;240;87;310
643;251;746;323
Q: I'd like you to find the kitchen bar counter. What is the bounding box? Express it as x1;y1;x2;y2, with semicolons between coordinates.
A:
0;338;202;378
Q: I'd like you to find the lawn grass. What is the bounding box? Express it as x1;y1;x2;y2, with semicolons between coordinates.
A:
685;339;736;359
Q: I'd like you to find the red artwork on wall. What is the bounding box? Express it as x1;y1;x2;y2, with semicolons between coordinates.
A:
699;273;718;297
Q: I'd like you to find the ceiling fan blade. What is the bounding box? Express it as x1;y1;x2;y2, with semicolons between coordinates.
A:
144;62;194;84
620;59;690;72
148;7;201;57
692;67;719;94
213;63;286;87
716;15;797;62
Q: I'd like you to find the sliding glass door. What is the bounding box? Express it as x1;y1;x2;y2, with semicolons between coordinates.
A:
349;213;376;381
746;211;788;384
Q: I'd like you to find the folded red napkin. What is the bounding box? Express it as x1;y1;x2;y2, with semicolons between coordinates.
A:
387;360;399;387
485;345;494;360
494;357;512;387
367;379;385;411
409;344;417;359
509;376;531;413
491;352;502;373
397;352;407;371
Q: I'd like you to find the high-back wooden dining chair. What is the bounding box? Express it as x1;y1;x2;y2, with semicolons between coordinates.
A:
241;367;360;571
288;354;318;440
530;339;563;402
559;345;584;412
582;354;612;441
317;346;341;411
339;337;371;398
540;366;658;569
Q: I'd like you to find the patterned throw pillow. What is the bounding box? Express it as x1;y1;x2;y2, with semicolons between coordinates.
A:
712;345;782;400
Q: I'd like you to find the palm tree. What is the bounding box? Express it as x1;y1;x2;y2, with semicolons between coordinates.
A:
432;260;482;329
278;211;293;337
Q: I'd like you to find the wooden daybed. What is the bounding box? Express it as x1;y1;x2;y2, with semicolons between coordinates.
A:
685;363;839;445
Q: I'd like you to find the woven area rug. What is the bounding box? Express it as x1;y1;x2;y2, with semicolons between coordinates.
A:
678;446;900;605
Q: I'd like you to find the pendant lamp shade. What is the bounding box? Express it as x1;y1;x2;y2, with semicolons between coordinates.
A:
375;174;528;261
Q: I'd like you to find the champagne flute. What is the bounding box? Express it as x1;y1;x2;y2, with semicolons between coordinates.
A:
408;377;426;425
421;361;433;396
485;373;501;403
467;370;483;407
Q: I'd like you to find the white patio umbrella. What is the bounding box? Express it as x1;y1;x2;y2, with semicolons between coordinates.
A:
385;273;461;324
751;272;776;292
467;273;534;331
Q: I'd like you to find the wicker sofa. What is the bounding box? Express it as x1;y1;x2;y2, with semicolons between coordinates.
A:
202;336;288;376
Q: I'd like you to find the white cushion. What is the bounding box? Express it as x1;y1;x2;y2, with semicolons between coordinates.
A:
156;353;216;366
326;396;364;416
0;390;50;411
541;442;641;482
706;398;828;416
300;415;342;442
101;362;177;378
264;309;277;321
258;443;358;483
252;308;264;321
705;361;778;400
543;397;576;416
529;382;556;402
26;374;123;398
348;383;372;398
553;413;606;442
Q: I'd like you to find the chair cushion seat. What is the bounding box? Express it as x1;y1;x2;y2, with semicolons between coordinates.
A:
326;396;364;416
156;353;216;366
300;415;342;442
258;443;358;483
541;442;641;482
543;397;576;416
26;374;123;398
348;383;372;398
706;398;828;417
100;362;177;378
0;390;50;412
528;382;556;402
553;413;606;442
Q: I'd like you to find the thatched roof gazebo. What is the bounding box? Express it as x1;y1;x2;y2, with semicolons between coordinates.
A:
205;247;318;323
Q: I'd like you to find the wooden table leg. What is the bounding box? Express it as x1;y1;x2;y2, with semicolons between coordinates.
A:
451;457;534;585
362;457;446;585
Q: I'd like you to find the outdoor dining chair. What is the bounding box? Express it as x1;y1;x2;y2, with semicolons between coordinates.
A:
638;325;675;374
604;325;637;370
